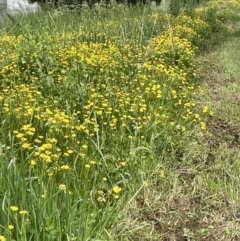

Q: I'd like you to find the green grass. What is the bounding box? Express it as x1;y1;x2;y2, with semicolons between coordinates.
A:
115;36;240;241
198;38;240;124
1;0;240;240
116;23;240;241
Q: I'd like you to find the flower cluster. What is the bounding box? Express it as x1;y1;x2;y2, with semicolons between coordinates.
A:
0;6;216;240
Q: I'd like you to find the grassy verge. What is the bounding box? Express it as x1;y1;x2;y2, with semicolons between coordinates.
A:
0;0;240;240
116;12;240;241
118;36;240;241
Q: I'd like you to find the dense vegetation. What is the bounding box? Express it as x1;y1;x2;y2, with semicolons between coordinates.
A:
1;0;240;240
28;0;203;10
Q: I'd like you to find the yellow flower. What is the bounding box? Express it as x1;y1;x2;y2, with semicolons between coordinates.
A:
195;113;200;119
160;169;165;178
19;210;28;215
30;160;37;167
48;172;53;177
113;186;122;194
59;184;66;191
49;138;57;143
60;165;70;170
113;194;119;199
0;235;6;241
120;161;126;167
10;206;19;212
102;177;107;182
38;146;45;151
98;190;104;195
34;139;42;144
85;164;90;168
34;151;40;156
21;143;31;149
203;106;209;113
8;225;14;230
26;131;34;136
16;133;24;138
200;122;206;130
82;144;88;149
80;153;86;158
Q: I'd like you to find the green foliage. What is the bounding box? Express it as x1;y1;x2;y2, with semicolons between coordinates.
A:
169;0;182;15
0;1;240;240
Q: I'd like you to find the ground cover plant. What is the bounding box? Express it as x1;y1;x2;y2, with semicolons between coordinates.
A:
0;0;240;240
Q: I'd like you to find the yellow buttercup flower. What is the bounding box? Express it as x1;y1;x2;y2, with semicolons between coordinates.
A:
82;144;88;149
10;206;19;212
8;225;14;230
19;210;29;215
60;165;70;170
113;194;119;199
0;235;6;241
113;186;122;194
59;184;66;191
30;160;37;167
